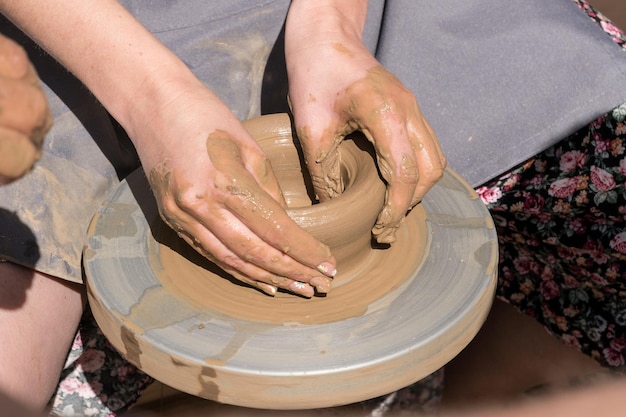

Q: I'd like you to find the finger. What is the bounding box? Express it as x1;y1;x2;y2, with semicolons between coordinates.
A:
0;126;40;184
363;122;418;243
0;35;31;80
165;214;321;298
409;116;446;206
175;201;334;292
295;122;344;202
205;134;337;277
0;76;52;143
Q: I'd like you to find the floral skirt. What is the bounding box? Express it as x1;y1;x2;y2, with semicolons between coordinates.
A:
478;104;626;368
475;0;626;370
49;0;626;415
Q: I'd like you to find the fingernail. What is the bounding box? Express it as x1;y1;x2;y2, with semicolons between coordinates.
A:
317;262;337;277
289;281;313;298
310;276;332;294
257;282;277;296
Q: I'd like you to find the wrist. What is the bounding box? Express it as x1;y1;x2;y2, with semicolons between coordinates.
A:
285;0;368;55
115;57;196;139
119;65;209;169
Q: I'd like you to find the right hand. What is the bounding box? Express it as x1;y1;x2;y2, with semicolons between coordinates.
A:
284;0;445;245
0;33;52;184
130;82;336;298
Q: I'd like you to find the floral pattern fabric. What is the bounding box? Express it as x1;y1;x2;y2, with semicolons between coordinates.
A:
478;103;626;369
49;311;153;416
474;0;626;370
477;105;626;368
50;0;626;415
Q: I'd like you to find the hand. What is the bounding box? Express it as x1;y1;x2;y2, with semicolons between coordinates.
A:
285;2;446;243
132;82;336;297
0;34;52;184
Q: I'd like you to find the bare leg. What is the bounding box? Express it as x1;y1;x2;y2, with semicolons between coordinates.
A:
441;298;607;408
0;390;43;417
0;262;85;411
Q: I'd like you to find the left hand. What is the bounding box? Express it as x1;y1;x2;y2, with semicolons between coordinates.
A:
285;2;446;243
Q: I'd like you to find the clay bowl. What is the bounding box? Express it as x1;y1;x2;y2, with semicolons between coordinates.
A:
84;113;498;409
246;113;387;277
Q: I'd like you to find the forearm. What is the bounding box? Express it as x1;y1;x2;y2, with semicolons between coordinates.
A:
0;0;200;151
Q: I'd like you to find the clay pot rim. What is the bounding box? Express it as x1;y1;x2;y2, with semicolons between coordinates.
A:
242;113;386;227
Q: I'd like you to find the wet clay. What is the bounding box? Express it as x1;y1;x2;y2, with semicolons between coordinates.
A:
84;113;498;409
152;113;428;324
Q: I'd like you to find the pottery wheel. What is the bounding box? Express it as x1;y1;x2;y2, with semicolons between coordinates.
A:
85;118;498;410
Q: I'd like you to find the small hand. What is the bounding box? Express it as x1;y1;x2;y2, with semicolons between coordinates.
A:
0;34;52;184
286;38;446;243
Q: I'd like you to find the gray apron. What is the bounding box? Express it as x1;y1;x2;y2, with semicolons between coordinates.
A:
1;0;625;282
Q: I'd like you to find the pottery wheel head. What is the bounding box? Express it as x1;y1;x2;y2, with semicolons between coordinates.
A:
85;113;498;409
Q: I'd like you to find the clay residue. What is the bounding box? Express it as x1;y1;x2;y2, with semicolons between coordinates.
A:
333;42;355;58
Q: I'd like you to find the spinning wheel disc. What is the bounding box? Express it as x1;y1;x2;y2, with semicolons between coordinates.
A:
85;116;497;410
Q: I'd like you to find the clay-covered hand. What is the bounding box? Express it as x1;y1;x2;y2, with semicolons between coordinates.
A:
0;34;52;185
132;86;336;298
285;1;446;243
